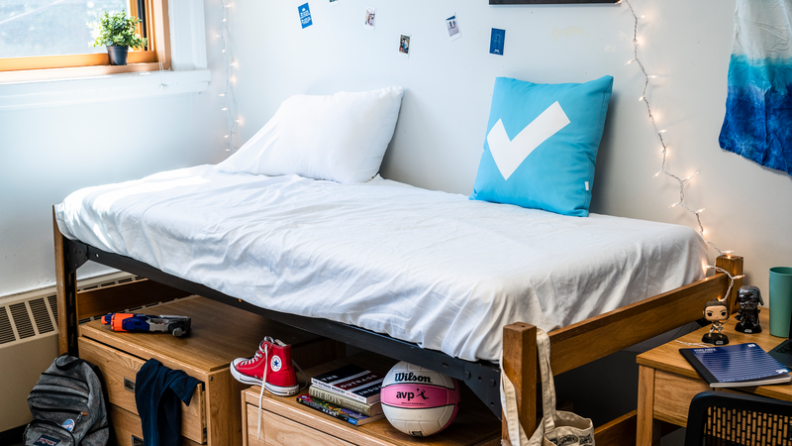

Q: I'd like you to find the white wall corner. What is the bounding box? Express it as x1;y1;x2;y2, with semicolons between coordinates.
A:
169;0;209;71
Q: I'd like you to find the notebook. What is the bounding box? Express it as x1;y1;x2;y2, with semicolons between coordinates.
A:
680;343;792;388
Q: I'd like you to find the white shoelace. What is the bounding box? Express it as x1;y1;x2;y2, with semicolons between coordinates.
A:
256;344;270;439
253;337;309;439
253;338;275;439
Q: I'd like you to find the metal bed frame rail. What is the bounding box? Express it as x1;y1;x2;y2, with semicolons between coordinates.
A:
61;237;504;418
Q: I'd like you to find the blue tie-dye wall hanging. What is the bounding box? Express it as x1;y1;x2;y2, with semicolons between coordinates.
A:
719;0;792;176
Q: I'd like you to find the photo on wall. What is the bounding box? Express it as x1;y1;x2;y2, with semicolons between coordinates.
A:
298;3;313;29
490;28;505;55
399;34;411;58
446;14;461;41
363;6;376;31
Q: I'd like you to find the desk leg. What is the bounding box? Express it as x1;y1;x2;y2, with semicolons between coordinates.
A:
637;366;662;446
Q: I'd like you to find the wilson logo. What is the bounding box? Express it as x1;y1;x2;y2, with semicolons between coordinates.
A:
394;372;432;383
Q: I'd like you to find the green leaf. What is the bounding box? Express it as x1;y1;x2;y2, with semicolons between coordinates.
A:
88;10;148;49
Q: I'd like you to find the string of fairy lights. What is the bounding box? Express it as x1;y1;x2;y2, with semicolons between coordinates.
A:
218;0;239;152
621;0;743;295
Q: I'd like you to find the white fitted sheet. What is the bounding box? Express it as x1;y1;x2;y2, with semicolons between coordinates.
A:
56;165;708;361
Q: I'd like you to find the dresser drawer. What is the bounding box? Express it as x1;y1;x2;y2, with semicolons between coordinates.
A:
110;404;202;446
245;403;355;446
79;337;206;444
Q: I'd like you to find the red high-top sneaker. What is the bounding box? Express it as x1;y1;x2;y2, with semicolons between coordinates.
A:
231;337;300;396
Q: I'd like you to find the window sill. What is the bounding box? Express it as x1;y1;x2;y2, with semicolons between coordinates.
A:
0;69;210;111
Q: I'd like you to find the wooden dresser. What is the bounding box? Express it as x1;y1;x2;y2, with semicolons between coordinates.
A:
241;352;502;446
79;295;344;446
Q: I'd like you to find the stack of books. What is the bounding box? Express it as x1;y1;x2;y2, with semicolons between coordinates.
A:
297;364;385;426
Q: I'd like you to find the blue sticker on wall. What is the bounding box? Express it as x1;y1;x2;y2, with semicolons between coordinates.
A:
490;28;505;55
298;3;313;29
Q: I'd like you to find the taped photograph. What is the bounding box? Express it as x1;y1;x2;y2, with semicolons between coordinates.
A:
446;15;461;41
363;6;376;31
399;34;411;58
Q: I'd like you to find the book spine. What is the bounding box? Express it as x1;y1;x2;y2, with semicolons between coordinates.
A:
310;378;369;404
296;397;358;426
310;387;372;416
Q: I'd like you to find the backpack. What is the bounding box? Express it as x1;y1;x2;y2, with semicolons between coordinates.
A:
24;355;113;446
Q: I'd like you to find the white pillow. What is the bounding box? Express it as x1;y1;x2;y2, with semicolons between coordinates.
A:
216;87;404;183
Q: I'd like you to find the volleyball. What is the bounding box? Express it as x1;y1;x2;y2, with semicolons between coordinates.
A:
380;361;460;437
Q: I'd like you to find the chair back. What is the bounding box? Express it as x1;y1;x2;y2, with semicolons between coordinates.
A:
685;391;792;446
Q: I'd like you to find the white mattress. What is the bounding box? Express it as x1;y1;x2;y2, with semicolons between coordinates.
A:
56;165;708;362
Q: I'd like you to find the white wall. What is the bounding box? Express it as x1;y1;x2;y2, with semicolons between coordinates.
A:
0;0;229;299
228;0;792;297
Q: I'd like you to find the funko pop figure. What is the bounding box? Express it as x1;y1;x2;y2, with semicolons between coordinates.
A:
702;299;730;345
735;285;763;334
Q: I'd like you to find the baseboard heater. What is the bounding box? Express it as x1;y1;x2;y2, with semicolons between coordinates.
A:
0;272;145;432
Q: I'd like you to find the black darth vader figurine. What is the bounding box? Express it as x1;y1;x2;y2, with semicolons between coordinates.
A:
735;285;763;334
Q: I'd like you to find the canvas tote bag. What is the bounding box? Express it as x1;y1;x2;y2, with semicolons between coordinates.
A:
500;329;594;446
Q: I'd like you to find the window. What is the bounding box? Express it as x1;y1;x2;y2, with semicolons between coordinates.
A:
0;0;169;74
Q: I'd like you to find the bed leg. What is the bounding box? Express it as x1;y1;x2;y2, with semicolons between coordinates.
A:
501;322;538;443
53;207;86;356
716;254;744;314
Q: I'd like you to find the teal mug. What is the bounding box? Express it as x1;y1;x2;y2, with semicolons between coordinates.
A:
770;267;792;337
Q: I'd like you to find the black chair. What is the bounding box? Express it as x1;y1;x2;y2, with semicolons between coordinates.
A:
685;391;792;446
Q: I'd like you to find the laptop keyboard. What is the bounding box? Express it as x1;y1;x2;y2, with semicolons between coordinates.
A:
776;342;792;355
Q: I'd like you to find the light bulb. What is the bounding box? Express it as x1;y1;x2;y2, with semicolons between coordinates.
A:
221;107;228;111
669;202;679;208
223;18;227;22
648;75;658;79
219;93;226;97
639;96;645;102
224;135;229;138
696;208;705;214
625;59;635;65
658;129;667;134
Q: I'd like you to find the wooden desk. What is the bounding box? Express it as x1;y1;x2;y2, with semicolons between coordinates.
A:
635;310;791;445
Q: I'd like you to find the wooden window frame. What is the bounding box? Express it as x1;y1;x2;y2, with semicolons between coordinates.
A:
0;0;171;76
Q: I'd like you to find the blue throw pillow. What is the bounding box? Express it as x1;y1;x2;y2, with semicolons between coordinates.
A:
470;76;613;217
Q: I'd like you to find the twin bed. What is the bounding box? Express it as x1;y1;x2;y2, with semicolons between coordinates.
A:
53;164;741;444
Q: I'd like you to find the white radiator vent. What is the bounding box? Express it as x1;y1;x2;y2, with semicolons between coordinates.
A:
48;294;58;324
30;298;55;335
0;271;139;349
0;307;14;345
0;298;57;346
9;303;36;339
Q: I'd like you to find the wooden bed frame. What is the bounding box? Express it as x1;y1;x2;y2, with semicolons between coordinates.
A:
52;210;743;445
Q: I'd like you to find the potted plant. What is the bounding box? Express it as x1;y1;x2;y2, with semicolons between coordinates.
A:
90;11;147;66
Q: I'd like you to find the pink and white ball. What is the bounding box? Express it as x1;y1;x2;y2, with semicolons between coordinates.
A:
381;361;460;437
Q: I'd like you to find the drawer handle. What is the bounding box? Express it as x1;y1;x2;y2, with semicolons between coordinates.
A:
132;435;144;446
124;378;136;392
